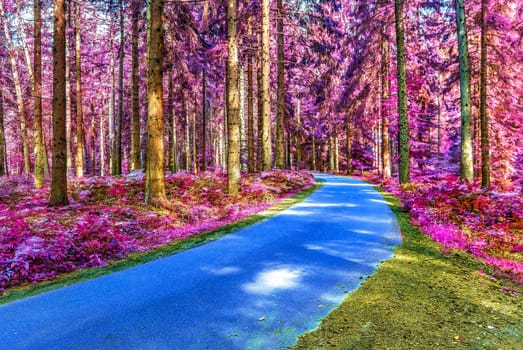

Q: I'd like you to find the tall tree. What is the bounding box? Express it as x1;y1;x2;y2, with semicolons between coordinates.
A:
202;70;208;172
275;0;285;169
455;0;473;182
112;0;124;175
75;1;85;178
131;0;141;171
0;1;30;174
479;0;490;187
34;0;47;187
144;0;166;204
380;30;391;179
247;18;255;173
50;0;69;206
260;0;272;170
394;0;410;184
0;85;5;177
226;0;240;195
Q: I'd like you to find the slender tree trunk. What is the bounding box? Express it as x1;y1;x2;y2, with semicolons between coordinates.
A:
50;0;68;206
0;2;30;174
108;19;115;175
261;0;272;170
311;135;316;171
65;2;73;174
185;98;190;171
394;0;410;184
112;0;124;175
295;101;302;170
74;1;84;178
100;110;105;176
34;0;46;187
145;0;166;204
209;102;214;169
192;100;197;172
131;0;141;171
334;134;339;172
381;33;391;179
247;21;255;173
0;88;5;176
202;70;207;171
455;0;474;182
479;0;490;187
275;0;285;169
226;0;241;194
346;111;352;175
256;32;264;172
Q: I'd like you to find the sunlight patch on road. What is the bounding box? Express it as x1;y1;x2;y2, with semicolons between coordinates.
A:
201;266;241;276
242;267;306;295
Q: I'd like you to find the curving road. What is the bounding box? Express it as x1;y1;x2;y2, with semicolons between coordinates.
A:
0;174;401;350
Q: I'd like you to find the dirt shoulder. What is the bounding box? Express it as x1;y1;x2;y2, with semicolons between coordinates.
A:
293;190;523;349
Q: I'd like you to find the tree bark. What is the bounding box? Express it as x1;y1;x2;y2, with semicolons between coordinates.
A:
227;0;241;195
34;0;47;187
50;0;69;206
15;0;35;89
0;2;30;174
455;0;474;182
202;70;207;171
479;0;490;187
381;32;391;179
145;0;166;204
131;0;141;171
0;87;5;176
346;111;352;175
247;20;255;173
394;0;410;184
275;0;285;169
75;1;84;178
112;0;124;175
261;0;272;170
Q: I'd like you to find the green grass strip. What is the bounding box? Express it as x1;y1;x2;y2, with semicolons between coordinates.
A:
293;185;523;350
1;183;322;305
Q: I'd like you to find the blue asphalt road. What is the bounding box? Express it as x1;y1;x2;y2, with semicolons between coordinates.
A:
0;174;401;350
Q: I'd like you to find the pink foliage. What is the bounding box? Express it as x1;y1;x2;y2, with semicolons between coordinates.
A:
377;177;523;284
0;171;314;293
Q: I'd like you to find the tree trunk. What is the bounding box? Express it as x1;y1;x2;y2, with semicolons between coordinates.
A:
455;0;474;182
394;0;410;184
275;0;285;169
131;0;141;171
256;32;264;172
145;0;166;204
75;1;84;178
227;0;241;195
100;110;105;176
185;98;191;171
295;101;302;170
381;33;391;179
247;20;255;173
202;70;207;171
479;0;490;188
65;2;72;174
50;0;69;206
34;0;47;187
311;135;316;171
0;2;30;175
346;107;353;175
112;0;124;175
0;87;5;176
261;0;272;170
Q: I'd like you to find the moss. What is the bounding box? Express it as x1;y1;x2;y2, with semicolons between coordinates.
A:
293;188;523;350
0;183;321;305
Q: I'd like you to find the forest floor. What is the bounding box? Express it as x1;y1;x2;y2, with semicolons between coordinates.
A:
293;187;523;350
0;169;314;302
